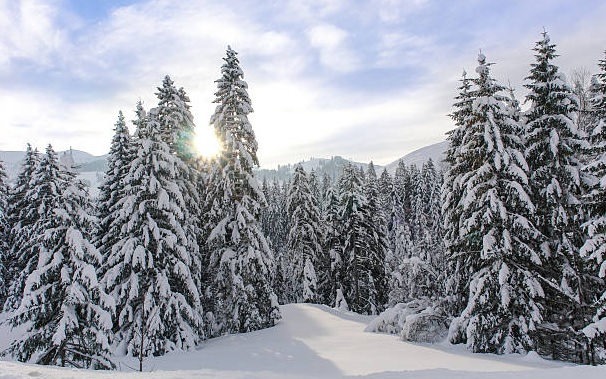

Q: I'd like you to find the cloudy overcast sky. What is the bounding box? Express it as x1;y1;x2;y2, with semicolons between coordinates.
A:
1;0;606;167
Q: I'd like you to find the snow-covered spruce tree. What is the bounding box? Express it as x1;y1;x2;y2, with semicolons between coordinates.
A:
101;113;203;359
449;54;544;354
261;178;272;236
392;161;414;258
315;172;333;305
307;167;331;303
523;33;598;358
150;77;202;297
322;177;344;307
154;75;196;160
261;179;290;303
385;162;415;305
337;164;366;313
320;171;334;210
378;166;406;305
378;168;395;241
586;72;604;143
95;111;133;266
308;169;322;211
581;51;606;348
132;100;148;139
394;160;415;224
363;162;389;312
204;46;280;336
260;179;280;299
4;144;40;311
286;165;324;303
442;69;480;318
0;160;8;305
9;145;114;369
338;163;386;315
420;160;446;278
277;179;294;303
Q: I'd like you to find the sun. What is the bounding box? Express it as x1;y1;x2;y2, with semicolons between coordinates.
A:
194;127;221;158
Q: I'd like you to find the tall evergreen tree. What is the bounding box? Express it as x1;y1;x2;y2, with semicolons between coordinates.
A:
363;162;389;313
95;111;132;265
442;70;477;317
9;145;114;369
378;168;405;305
286;165;323;303
262;179;290;303
419;159;445;274
315;172;333;305
322;178;344;307
132;101;148;139
450;54;544;354
0;160;8;305
150;77;202;299
338;164;386;315
581;51;606;342
378;168;395;239
338;164;366;313
523;33;596;347
153;75;196;159
101;114;203;358
260;177;272;236
4;144;40;311
392;161;413;263
204;46;280;336
308;169;322;210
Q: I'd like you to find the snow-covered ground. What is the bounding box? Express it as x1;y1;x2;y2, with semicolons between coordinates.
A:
384;140;448;173
0;303;605;378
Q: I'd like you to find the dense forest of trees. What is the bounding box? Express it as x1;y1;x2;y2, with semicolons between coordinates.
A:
0;34;605;369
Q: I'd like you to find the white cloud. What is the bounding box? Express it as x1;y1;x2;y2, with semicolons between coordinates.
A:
371;0;428;23
66;1;307;84
306;24;360;72
0;0;67;70
376;32;435;68
0;88;121;154
308;24;348;50
285;0;346;21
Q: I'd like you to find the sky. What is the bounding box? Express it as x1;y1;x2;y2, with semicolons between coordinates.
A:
1;0;606;168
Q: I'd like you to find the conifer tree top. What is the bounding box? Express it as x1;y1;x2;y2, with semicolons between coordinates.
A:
215;46;246;89
525;31;560;91
133;100;147;139
524;31;579;125
211;46;258;169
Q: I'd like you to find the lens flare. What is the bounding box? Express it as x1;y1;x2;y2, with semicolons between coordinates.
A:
194;127;221;158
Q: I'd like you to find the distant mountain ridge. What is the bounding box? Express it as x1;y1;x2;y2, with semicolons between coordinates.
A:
0;141;448;187
254;141;448;183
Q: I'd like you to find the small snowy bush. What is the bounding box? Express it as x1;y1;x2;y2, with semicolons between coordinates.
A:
366;299;448;343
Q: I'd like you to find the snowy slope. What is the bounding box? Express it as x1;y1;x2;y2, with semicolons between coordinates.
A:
385;140;448;173
1;303;603;378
